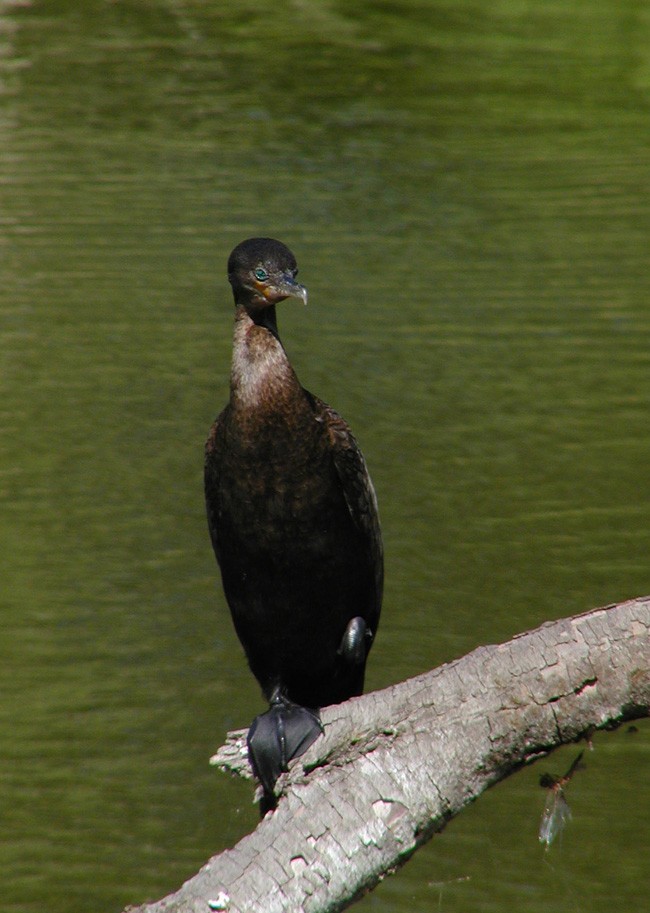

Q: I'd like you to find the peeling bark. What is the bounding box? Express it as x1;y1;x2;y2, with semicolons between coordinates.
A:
126;596;650;913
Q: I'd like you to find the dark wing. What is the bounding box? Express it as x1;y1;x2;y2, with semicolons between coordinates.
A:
204;406;229;565
307;391;384;626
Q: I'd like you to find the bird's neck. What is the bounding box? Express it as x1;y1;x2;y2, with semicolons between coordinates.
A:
230;305;301;412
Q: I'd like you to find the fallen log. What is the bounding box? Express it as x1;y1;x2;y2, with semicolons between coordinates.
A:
126;596;650;913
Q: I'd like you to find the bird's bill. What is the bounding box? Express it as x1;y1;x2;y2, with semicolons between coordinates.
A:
257;274;308;305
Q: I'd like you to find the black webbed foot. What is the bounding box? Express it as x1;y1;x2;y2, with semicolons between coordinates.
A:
247;693;323;809
338;616;372;666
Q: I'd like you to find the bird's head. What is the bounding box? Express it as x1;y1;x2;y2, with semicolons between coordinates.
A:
227;238;308;312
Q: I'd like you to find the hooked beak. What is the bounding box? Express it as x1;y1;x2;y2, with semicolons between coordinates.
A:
257;274;308;306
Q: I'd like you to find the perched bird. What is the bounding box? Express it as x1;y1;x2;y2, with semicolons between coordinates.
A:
205;238;383;804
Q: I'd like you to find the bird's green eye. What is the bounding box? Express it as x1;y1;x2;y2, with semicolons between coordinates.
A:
254;267;268;281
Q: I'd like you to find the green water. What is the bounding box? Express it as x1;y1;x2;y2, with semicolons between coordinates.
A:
1;1;648;911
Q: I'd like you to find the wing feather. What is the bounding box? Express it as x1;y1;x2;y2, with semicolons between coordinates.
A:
204;407;228;565
307;391;384;618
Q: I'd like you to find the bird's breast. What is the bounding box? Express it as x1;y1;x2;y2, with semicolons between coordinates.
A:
217;400;345;554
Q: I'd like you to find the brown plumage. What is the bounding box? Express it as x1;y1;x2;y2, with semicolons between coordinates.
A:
205;238;383;798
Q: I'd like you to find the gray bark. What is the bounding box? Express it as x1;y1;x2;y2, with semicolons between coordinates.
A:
126;596;650;913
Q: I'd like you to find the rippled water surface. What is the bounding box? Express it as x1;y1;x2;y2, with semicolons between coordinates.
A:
1;2;648;911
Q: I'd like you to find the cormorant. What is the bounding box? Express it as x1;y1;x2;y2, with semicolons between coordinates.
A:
205;238;383;806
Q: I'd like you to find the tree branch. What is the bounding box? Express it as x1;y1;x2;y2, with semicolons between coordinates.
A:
126;596;650;913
